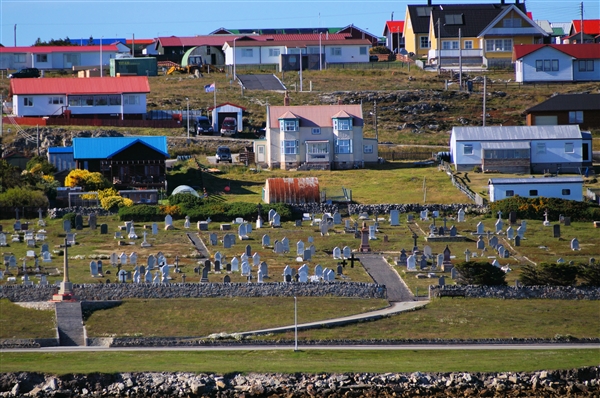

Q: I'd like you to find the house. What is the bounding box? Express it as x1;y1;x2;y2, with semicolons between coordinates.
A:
9;76;150;118
566;19;600;43
154;36;233;64
48;147;75;172
424;2;546;67
513;43;600;82
260;103;378;170
488;177;583;202
222;34;372;68
207;102;246;133
383;21;405;53
449;125;592;174
72;136;169;190
125;39;157;57
525;94;600;130
0;45;118;71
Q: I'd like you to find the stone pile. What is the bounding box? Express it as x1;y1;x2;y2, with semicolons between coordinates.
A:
1;367;597;397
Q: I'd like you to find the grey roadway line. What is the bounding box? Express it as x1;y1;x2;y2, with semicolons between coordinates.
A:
3;344;598;353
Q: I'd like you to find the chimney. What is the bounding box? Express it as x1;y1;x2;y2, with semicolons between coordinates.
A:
427;0;432;6
501;0;505;4
284;91;290;106
337;96;343;105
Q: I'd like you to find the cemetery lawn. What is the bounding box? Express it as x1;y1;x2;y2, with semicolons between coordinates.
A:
260;298;600;341
1;349;597;374
0;300;56;339
84;297;389;337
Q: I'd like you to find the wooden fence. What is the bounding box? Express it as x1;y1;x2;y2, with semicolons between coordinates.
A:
2;117;180;128
379;151;433;161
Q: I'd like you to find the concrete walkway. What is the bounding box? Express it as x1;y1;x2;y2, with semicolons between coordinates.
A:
55;302;86;346
359;253;415;302
186;232;210;259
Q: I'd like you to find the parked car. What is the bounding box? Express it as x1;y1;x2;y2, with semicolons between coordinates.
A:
194;116;214;135
8;68;40;78
220;117;237;137
215;146;232;163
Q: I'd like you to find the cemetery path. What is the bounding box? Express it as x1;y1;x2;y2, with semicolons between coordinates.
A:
359;254;414;302
186;233;209;259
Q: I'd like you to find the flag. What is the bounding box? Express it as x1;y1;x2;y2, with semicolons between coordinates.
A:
204;83;215;93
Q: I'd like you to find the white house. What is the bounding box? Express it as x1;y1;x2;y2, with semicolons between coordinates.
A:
223;34;371;69
0;45;119;71
450;125;593;174
488;177;584;202
9;76;150;118
513;43;600;83
260;103;378;170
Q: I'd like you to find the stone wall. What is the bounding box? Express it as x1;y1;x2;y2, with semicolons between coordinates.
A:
429;285;600;300
0;282;386;302
291;203;487;216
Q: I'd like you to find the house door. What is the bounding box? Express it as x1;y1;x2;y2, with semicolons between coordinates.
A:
583;143;589;161
257;145;265;163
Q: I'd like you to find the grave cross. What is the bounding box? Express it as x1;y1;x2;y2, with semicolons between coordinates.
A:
339;258;348;268
347;253;360;268
443;217;447;229
497;210;502;220
432;214;436;226
412;233;418;248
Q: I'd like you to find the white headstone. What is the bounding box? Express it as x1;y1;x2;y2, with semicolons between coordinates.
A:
457;208;465;222
390;210;400;226
165;215;173;227
407;255;417;271
476;222;484;235
231;257;239;272
333;247;342;259
296;240;305;256
571;238;580;251
252;252;260;266
342;246;351;259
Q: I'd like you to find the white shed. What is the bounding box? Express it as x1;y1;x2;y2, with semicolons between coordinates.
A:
208;102;245;133
488;177;583;202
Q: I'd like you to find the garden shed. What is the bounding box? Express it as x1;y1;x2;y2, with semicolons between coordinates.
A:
263;177;320;204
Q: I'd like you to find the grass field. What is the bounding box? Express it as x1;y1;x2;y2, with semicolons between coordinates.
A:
1;349;597;374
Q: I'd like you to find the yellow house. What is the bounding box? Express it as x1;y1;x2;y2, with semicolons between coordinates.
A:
405;1;547;67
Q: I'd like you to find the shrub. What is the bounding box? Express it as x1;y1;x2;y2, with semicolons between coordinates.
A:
62;212;77;225
169;193;204;211
369;46;391;55
578;262;600;287
118;205;162;222
101;195;134;211
453;261;507;286
520;262;579;286
0;187;49;208
491;196;600;222
65;169;110;191
159;205;181;217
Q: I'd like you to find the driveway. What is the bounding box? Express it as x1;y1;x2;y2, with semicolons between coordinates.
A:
359;254;415;302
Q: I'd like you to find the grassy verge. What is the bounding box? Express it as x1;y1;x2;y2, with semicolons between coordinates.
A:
1;349;597;374
0;300;56;339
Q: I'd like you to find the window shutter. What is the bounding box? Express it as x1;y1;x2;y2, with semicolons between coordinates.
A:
333;119;338;130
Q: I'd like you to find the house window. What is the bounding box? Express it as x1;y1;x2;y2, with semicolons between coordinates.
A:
307;142;329;154
529;190;538;196
335;139;353;154
36;54;48;63
109;95;121;105
464;40;473;49
68;96;80;107
14;54;26;63
124;95;139;105
284;120;297;131
503;18;522;28
48;97;64;105
64;53;80;66
569;111;583;124
578;60;594;71
94;96;108;106
536;59;559;72
363;145;373;154
359;47;367;55
82;96;94;106
562;189;571;195
442;41;459;50
536;143;546;154
308;47;321;54
281;140;298;155
23;97;33;107
330;47;342;56
564;143;574;153
463;144;473;155
444;14;463;25
333;118;352;130
268;48;280;57
506;190;514;197
420;36;430;49
241;48;253;57
312;127;321;135
485;39;512;52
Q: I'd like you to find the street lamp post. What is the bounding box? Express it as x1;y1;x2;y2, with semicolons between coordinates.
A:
294;296;298;351
233;37;239;81
186;97;190;141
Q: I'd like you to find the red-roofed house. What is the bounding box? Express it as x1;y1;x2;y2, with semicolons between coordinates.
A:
262;104;378;170
513;43;600;82
567;19;600;43
9;76;150;118
383;21;405;53
0;45;118;71
155;35;238;64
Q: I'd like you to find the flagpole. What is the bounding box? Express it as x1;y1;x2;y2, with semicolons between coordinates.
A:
213;82;216;108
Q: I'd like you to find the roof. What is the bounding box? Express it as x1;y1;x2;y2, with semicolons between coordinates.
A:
9;76;150;96
488;177;584;185
158;35;239;48
452;125;582;141
236;74;286;91
430;4;508;38
384;21;405;35
125;39;155;45
571;19;600;35
265;177;320;204
526;94;600;113
48;147;73;154
481;141;531;149
534;20;553;35
210;27;340;35
70;38;125;45
207;102;246;111
269;105;363;127
513;43;600;60
0;45;118;54
225;38;371;48
73;136;168;160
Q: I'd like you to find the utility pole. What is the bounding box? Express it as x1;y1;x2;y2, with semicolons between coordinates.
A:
458;28;462;91
437;18;441;75
580;2;584;44
482;76;487;126
373;100;378;141
14;25;17;47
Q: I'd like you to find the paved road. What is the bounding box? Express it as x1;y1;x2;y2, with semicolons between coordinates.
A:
186;232;209;259
359;254;414;302
3;344;597;353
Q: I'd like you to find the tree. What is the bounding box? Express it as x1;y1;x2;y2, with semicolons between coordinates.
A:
520;263;579;286
0;187;49;207
0;160;21;191
26;156;57;175
578;262;600;286
453;261;507;286
65;169;110;191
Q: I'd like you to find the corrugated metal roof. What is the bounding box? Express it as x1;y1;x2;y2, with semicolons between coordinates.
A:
10;76;150;96
0;45;117;54
236;74;287;91
269;105;363;128
571;19;600;35
73;136;168;159
513;43;600;60
526;94;600;112
489;177;583;185
452;125;582;141
265;177;320;204
225;38;370;47
207;102;246;111
384;21;405;35
481;142;531;149
48;147;73;154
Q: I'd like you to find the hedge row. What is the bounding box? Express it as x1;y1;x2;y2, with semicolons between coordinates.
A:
490;196;600;222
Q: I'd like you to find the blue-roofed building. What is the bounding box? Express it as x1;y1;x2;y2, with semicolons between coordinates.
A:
72;136;169;190
488;177;584;202
47;146;75;172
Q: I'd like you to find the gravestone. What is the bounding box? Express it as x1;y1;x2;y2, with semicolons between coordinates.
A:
259;261;268;278
296;241;305;256
303;249;311;261
274;241;283;254
129;252;138;265
42;251;52;263
100;224;108;234
476;222;484;235
262;234;271;247
223;234;233;249
295;220;302;227
223;275;231;283
342;246;351;259
389;210;400;226
457;208;465;222
119;252;127;265
423;245;432;258
89;214;97;230
333;247;342;259
198;221;208;231
517;226;524;239
451;268;458;279
520;220;527;233
464;249;471;262
75;214;83;230
66;233;76;246
571;238;580;251
420;210;428;220
201;267;209;282
231;257;239;272
63;220;71;233
514;235;521;247
320;222;328;236
268;209;276;222
492;259;500;268
214;252;222;263
209;233;218;246
438;276;445;286
337;265;343;275
299;271;308;283
506;226;514;240
553;224;561;238
90;261;98;277
495;219;503;233
246;244;252;257
214;260;221;273
419;255;428;269
314;264;323;278
476;236;485;250
0;234;6;247
397;249;408;266
509;211;517;225
147;255;156;270
281;237;290;253
442;245;453;272
489;236;498;249
437;226;445;236
449;225;457;237
241;262;250;276
368;225;377;240
407;255;416;271
165;215;173;228
333;212;342;225
498;246;505;258
184;216;191;229
252;252;260;266
152;223;158;235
